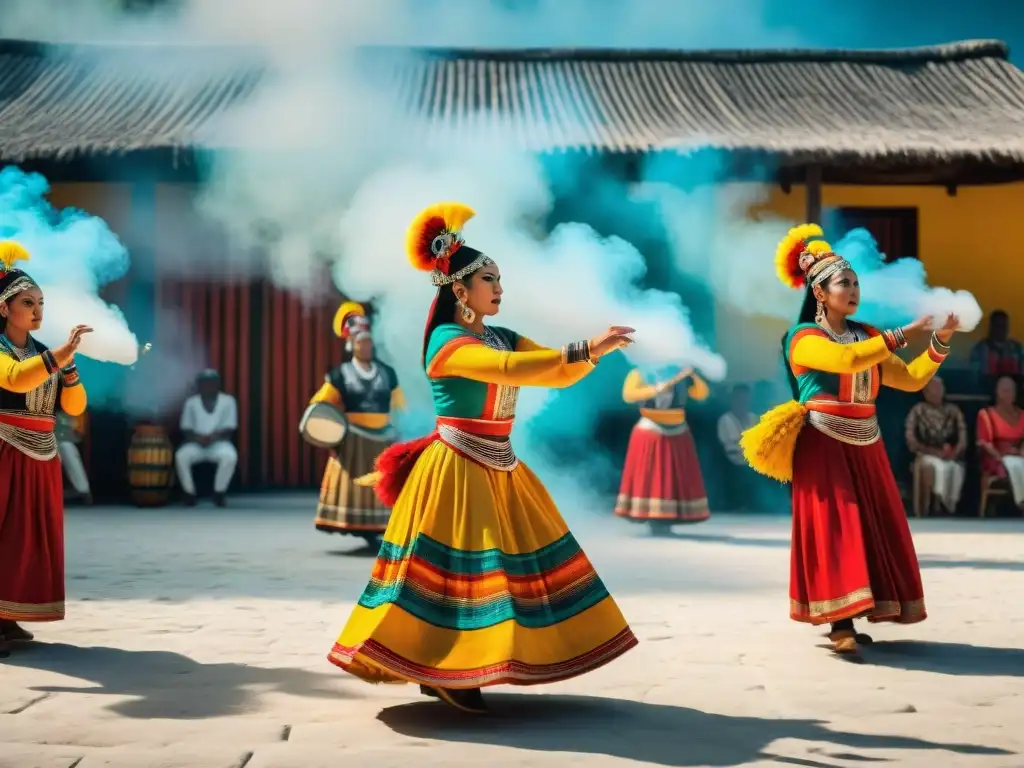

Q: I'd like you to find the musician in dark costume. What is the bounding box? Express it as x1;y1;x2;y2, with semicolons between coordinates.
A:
0;241;90;647
303;302;404;547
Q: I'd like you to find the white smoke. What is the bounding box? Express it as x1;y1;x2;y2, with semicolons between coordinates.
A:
651;180;982;334
0;167;139;365
835;228;983;332
332;155;727;434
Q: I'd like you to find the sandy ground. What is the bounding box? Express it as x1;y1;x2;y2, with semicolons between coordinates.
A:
2;494;1023;768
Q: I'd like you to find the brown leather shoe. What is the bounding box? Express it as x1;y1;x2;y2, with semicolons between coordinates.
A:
828;628;859;655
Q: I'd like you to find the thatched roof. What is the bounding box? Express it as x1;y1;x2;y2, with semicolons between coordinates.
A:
2;38;1024;180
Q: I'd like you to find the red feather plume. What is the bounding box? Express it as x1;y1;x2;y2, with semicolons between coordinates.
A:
370;432;439;507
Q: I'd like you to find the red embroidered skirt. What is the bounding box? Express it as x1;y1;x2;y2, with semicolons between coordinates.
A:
615;421;709;523
790;425;925;625
0;442;65;622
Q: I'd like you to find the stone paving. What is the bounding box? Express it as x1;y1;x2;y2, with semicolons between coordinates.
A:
2;495;1023;767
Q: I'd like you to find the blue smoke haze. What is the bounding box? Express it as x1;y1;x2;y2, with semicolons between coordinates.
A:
0;166;138;407
0;0;1013;507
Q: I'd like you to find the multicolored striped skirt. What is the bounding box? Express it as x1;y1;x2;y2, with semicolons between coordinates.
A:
315;431;392;536
328;439;637;688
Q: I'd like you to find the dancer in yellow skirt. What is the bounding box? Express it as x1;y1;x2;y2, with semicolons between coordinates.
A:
328;202;638;713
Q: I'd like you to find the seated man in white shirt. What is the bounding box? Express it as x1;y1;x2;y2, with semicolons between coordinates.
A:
175;369;239;507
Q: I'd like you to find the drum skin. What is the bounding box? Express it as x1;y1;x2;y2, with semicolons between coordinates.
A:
299;402;349;449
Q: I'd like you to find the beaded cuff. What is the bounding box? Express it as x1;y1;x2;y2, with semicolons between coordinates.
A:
562;340;591;365
60;363;81;387
882;328;908;351
929;333;951;361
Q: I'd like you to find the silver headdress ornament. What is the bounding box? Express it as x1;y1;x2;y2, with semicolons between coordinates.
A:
429;230;494;287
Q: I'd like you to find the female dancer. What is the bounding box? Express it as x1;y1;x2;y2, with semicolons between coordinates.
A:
741;224;959;656
328;202;638;713
615;365;711;531
0;241;90;646
977;375;1024;513
304;301;404;546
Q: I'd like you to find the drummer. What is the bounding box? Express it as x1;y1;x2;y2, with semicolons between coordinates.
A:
303;302;404;545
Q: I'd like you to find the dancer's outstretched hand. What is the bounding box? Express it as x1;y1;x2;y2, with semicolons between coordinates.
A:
934;313;960;344
589;326;636;360
53;325;93;365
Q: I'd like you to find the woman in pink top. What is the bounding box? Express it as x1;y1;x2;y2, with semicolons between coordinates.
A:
977;375;1024;510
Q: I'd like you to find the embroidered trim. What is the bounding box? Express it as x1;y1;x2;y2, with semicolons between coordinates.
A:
438;423;519;471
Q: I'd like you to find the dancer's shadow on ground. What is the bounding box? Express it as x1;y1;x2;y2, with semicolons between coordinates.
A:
379;694;1011;767
918;556;1024;572
3;643;358;719
667;531;789;549
861;640;1024;676
669;533;1024;572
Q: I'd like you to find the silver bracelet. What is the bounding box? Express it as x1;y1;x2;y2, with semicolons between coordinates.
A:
564;340;591;364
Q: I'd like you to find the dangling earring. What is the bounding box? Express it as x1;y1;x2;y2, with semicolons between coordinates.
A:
815;299;825;324
459;300;476;323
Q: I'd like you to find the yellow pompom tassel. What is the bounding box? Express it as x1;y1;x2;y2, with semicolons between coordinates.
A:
740;400;808;483
352;471;381;488
0;240;31;272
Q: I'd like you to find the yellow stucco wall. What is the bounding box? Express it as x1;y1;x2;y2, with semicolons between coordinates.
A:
716;181;1024;384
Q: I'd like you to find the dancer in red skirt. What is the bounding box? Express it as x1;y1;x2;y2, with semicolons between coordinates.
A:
741;224;960;656
615;365;711;533
0;242;90;648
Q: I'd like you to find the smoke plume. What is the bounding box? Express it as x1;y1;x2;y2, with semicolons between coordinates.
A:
0;167;139;365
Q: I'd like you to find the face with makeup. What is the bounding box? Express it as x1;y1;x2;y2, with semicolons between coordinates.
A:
812;268;860;320
0;285;43;334
453;262;503;319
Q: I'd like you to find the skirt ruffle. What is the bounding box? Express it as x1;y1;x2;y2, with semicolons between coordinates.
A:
328;440;637;688
0;443;65;622
790;426;926;625
615;423;710;523
315;432;392;534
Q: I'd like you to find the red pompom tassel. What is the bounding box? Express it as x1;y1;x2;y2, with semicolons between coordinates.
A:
371;431;438;507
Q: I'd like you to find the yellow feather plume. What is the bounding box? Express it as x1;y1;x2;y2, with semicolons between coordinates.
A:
333;301;365;338
774;223;827;290
405;202;476;272
739;400;808;483
0;241;31;273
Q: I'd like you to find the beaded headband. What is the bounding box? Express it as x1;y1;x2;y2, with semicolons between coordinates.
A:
0;274;37;304
806;254;853;287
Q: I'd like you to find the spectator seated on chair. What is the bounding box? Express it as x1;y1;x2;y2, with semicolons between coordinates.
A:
175;369;238;507
977;375;1024;516
905;376;966;516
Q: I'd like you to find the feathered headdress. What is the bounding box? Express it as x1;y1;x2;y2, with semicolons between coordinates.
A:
333;300;371;347
406;202;492;286
775;223;850;291
0;240;37;304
